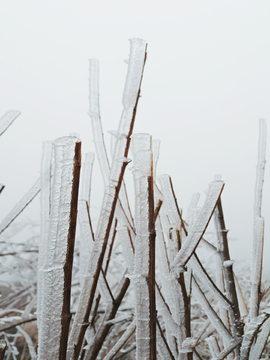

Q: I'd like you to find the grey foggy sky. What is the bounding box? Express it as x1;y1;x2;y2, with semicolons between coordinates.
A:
0;1;270;276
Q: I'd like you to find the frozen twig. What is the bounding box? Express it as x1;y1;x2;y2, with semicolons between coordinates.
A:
172;180;224;273
250;119;267;321
131;133;156;360
67;39;147;360
38;136;81;360
0;110;20;136
0;178;41;235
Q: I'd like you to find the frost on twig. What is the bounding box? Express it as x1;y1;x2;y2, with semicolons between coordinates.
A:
172;180;224;273
0;178;41;235
37;136;81;360
37;141;52;328
0;110;20;136
67;38;147;360
131;133;156;360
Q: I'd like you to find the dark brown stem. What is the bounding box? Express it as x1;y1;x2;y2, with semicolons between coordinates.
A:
0;317;37;332
0;340;7;360
154;199;163;223
156;317;175;360
215;198;243;344
59;141;81;360
87;276;130;360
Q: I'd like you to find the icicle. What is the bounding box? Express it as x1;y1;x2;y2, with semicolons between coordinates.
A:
0;110;20;136
38;136;81;359
0;178;41;235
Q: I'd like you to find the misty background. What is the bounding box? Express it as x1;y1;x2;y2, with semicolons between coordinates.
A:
0;1;270;277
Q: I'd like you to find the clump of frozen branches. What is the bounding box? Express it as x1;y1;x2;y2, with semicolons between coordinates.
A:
0;40;269;360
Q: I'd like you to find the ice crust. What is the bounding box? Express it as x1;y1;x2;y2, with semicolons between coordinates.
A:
79;152;95;204
0;110;20;136
37;136;80;359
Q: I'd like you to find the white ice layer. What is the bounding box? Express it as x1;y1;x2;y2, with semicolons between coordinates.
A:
0;110;20;136
67;39;147;359
0;178;41;235
250;217;264;320
78;200;94;288
37;141;52;328
37;136;80;359
172;180;224;272
79;152;95;204
192;278;232;345
131;133;154;360
89;58;134;230
249;316;270;360
103;320;135;360
158;174;181;230
240;313;268;360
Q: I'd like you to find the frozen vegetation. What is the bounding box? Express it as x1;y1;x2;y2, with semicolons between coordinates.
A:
0;39;269;360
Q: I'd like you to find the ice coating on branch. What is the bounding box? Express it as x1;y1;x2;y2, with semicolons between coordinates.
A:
37;141;52;328
186;193;200;225
158;174;181;230
192;277;232;345
172;180;224;272
89;58;134;229
89;59;110;183
240;313;269;360
79;152;94;204
152;139;160;182
0;110;20;136
38;136;80;359
131;134;155;359
122;39;147;108
249;315;270;359
206;336;220;357
250;217;264;320
67;39;146;359
103;320;135;360
254;119;267;219
250;119;267;321
117;226;134;275
78;200;94;288
0;178;41;235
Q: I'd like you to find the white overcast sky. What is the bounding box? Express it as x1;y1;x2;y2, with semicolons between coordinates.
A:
0;1;270;276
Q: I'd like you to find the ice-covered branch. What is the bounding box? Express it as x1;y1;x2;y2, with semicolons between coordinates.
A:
37;141;52;329
38;136;81;360
131;133;156;360
67;38;147;360
250;119;267;321
172;180;224;273
0;110;20;136
0;178;41;235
